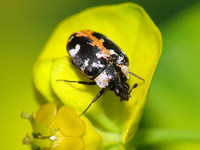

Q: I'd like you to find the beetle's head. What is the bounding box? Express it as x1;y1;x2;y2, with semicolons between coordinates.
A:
114;82;130;101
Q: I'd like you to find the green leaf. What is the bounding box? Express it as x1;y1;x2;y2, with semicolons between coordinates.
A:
131;2;200;150
34;2;161;148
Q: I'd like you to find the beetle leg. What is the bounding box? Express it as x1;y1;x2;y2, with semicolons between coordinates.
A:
79;89;105;116
57;80;96;85
129;72;145;83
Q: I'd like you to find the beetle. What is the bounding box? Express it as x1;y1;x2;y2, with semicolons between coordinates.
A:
58;30;144;115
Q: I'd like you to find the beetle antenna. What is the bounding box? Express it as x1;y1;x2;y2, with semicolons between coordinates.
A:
129;83;138;94
129;72;145;83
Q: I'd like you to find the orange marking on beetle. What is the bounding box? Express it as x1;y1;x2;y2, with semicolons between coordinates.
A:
76;30;111;56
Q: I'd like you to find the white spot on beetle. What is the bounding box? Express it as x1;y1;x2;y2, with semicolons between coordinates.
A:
92;61;105;68
92;62;98;68
69;44;80;57
109;49;118;55
116;56;124;64
84;58;90;67
96;52;105;58
119;65;129;79
95;70;112;88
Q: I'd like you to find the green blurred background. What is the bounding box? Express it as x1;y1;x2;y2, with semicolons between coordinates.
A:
1;0;200;149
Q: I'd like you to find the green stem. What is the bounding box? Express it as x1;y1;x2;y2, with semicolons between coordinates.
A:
98;130;121;149
127;128;200;148
88;112;120;133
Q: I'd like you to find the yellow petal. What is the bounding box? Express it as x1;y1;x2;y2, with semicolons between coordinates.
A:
34;60;56;102
55;105;85;137
34;2;161;146
56;137;84;150
51;57;101;113
81;116;102;150
49;3;161;143
34;103;57;127
119;5;162;143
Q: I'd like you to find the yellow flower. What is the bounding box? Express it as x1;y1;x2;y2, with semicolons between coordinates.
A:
33;2;162;149
22;103;101;150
